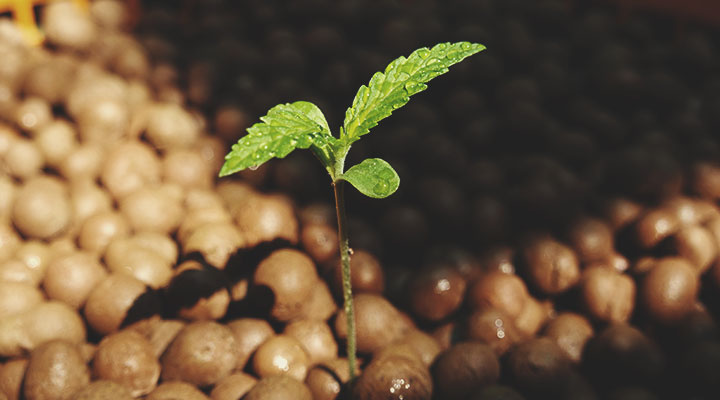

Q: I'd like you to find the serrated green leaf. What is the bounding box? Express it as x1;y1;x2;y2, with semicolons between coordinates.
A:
340;158;400;199
219;101;334;177
342;42;485;144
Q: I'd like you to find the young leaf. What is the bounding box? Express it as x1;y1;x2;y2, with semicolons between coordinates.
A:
342;42;485;144
340;158;400;198
219;101;334;177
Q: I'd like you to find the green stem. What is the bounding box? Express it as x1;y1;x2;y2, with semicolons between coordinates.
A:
332;179;356;381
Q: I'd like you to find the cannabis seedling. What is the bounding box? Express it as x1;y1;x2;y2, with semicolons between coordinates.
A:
219;42;485;380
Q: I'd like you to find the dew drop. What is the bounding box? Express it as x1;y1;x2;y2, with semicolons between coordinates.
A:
417;49;430;59
461;42;472;50
249;165;259;171
348;248;354;255
373;181;389;195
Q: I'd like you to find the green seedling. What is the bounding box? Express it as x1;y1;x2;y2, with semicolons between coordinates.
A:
220;41;485;380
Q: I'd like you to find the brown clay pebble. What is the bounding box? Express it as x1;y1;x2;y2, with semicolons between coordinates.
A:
506;337;572;396
374;340;426;366
284;319;338;366
34;120;77;168
582;324;665;387
137;318;185;358
12;175;71;240
14;240;52;281
641;258;699;324
146;381;209;400
42;1;96;50
305;358;351;400
58;143;104;182
691;162;720;199
23;340;90;400
0;258;39;286
522;236;580;295
467;271;529;320
100;140;161;199
14;97;51;134
162;148;212;188
479;246;516;275
92;330;160;396
580;266;636;323
69;180;113;228
4;138;43;180
42;251;108;309
566;217;614;263
331;250;385;295
183;222;243;269
0;301;86;357
177;207;233;244
254;249;317;321
0;177;15;221
78;211;129;254
0;358;27;400
635;209;680;248
105;238;172;289
244;375;313;400
0;224;20;264
0;281;43;319
298;279;338;321
252;335;310;381
72;381;134;400
673;225;717;273
145;102;199;149
466;308;520;356
210;372;257;400
514;297;552;338
301;223;338;265
227;318;275;371
432;341;500;399
233;193;299;246
161;321;238;387
407;265;466;322
542;313;594;363
335;293;410;354
84;273;148;335
353;355;432;400
662;196;707;226
129;231;178;264
398;330;443;367
119;185;183;234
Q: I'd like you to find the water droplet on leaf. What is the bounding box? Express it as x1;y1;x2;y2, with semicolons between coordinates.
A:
249;165;259;171
373;181;389;195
